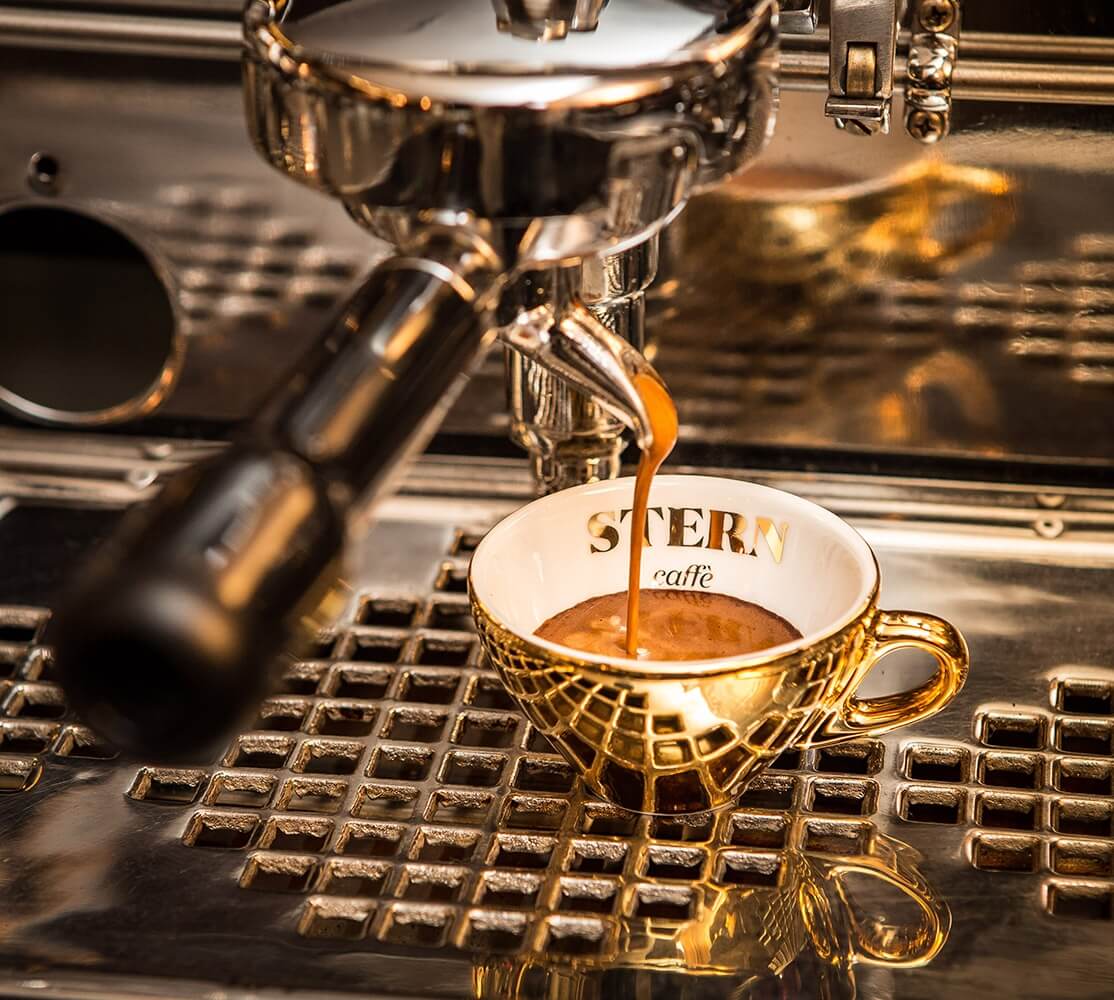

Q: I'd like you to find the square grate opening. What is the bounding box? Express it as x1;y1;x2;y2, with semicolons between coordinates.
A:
426;601;475;633
332;666;393;700
434;563;469;594
0;756;40;793
411;827;481;863
338;821;404;858
1051;840;1114;878
383;707;448;743
278;778;347;814
568;840;628;875
205;773;276;808
227;736;293;770
293;739;364;776
241;853;317;893
352;783;419;820
978;712;1044;750
426;789;494;825
452;712;519;748
905;744;968;783
369;745;434;782
716;850;783;888
807;778;878;816
738;775;796;811
398;671;461;705
971;834;1039;873
477;871;543;908
253;699;309;733
581;804;638;837
650;814;714;843
463;910;529;952
3;683;66;720
356;598;417;629
128;767;208;804
1054;679;1113;716
396;864;468;903
542;916;610;957
558;877;619;915
501;794;568;832
768;749;803;770
513;757;576;794
184;811;259;850
299;897;372;940
979;752;1040;790
976;793;1039;831
642;846;706;880
261;817;333;853
901;786;965;825
414;637;474;668
465;676;517;711
52;725;116;759
320;859;391;896
309;702;378;738
1052;799;1113;838
1046;882;1113;921
490;834;556;870
802;819;871;855
815;741;884;776
1054;758;1113;797
1055;720;1113;757
728;811;788;848
441;751;506;788
340;637;404;666
633;884;694;921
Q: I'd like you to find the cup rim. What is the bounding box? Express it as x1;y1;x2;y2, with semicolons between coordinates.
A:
469;474;880;678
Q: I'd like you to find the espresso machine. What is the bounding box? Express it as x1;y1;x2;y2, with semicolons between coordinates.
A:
1;2;1113;998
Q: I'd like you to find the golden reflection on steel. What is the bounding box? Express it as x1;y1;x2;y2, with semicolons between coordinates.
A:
472;592;968;814
472;826;949;998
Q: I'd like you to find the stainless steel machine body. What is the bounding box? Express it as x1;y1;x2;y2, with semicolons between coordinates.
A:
1;1;1114;997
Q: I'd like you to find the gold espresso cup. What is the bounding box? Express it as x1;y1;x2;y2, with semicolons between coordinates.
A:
470;475;968;814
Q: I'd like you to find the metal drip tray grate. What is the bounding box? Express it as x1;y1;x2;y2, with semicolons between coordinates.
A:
0;460;1112;998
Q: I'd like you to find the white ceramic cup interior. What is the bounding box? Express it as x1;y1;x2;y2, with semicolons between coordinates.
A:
470;474;878;671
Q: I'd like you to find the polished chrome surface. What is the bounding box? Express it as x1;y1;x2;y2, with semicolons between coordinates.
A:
0;440;1113;997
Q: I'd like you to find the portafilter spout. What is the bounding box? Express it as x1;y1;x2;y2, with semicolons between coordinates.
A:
50;0;779;757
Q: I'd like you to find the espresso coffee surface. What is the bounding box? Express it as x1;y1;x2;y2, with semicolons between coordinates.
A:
536;589;801;661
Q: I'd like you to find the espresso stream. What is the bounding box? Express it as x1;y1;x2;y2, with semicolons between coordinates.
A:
537;371;800;660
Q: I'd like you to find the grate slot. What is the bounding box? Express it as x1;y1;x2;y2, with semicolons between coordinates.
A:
278;777;347;814
382;707;448;743
1051;840;1114;878
331;666;393;700
900;786;965;825
802;819;871;855
414;637;474;668
396;864;468;902
815;741;884;776
426;789;494;825
971;834;1039;873
426;600;476;634
490;834;556;870
339;636;404;666
567;840;628;875
240;853;317;893
253;699;309;733
465;676;516;711
309;701;378;737
411;827;481;863
450;530;485;556
979;752;1041;790
476;870;543;908
128;767;208;804
738;775;796;811
434;563;469;594
768;749;802;770
226;736;294;770
260;817;333;852
3;682;66;719
728;811;788;848
0;722;57;755
1054;758;1113;797
905;744;969;783
303;634;337;660
369;745;434;782
650;814;714;843
52;725;116;759
501;794;568;832
1052;798;1113;838
398;670;461;705
184;811;259;849
808;778;878;816
716;849;783;887
1046;882;1113;921
513;757;576;794
581;804;638;838
463;909;529;952
542;915;610;957
352;783;419;819
356;598;417;629
452;711;519;748
642;845;706;881
338;821;404;858
1054;679;1113;716
276;664;325;696
441;751;506;788
1055;719;1113;757
976;792;1039;831
205;772;276;808
320;858;391;896
0;756;39;793
633;884;694;921
293;739;364;776
298;897;372;939
558;877;619;915
978;712;1044;750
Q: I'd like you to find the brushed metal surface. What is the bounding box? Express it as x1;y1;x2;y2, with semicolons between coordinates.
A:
0;446;1111;998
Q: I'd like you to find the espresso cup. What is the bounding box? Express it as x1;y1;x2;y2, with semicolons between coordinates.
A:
469;475;968;815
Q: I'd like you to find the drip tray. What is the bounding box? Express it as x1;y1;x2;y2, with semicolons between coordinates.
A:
0;454;1112;999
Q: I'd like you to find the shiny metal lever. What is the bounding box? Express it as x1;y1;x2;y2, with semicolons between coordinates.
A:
826;0;902;135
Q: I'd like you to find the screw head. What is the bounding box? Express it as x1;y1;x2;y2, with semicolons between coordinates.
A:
26;151;61;195
919;0;956;33
907;109;947;143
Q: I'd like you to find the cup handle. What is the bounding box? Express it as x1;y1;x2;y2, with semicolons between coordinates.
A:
821;610;969;740
822;850;952;967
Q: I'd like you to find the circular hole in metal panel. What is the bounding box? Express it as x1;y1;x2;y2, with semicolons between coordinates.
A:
0;204;178;424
